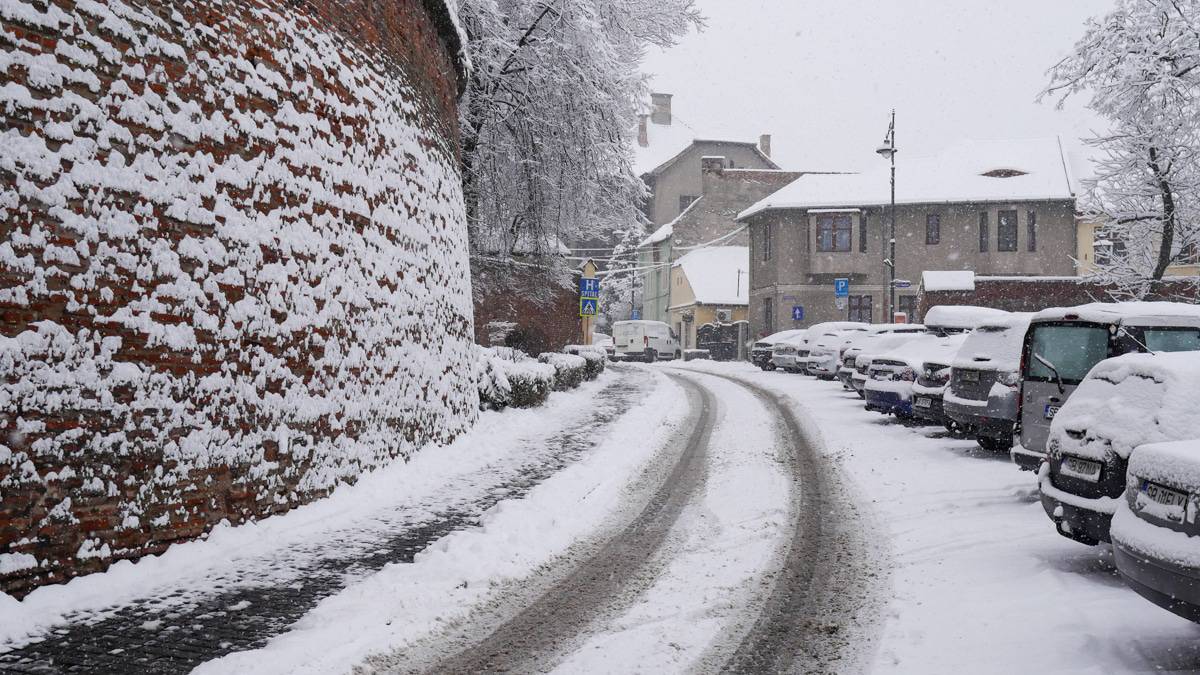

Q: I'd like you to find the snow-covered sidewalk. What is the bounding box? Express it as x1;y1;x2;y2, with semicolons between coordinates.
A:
0;367;670;671
674;361;1200;674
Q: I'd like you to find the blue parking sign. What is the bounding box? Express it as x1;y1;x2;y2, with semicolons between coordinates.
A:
834;278;850;298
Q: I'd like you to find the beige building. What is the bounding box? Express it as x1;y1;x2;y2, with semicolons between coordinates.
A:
1076;218;1200;277
667;246;749;350
739;138;1080;335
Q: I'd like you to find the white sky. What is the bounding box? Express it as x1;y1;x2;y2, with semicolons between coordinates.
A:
640;0;1115;174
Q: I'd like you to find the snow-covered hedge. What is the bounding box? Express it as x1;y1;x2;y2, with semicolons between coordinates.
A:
539;352;588;391
477;348;556;409
562;345;607;380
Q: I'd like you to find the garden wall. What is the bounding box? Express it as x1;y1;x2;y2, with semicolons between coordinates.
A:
0;0;474;596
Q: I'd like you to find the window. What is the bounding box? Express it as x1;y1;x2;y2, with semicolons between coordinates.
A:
1023;324;1110;385
762;222;773;261
763;297;774;333
925;214;940;245
816;213;853;252
998;210;1018;251
652;247;660;263
1027;211;1037;252
848;294;873;323
1180;240;1199;264
898;295;918;321
859;211;868;252
1142;327;1200;352
979;212;989;252
679;195;698;212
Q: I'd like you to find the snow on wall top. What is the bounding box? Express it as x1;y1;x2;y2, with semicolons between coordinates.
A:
673;246;749;306
922;270;976;292
739;137;1075;219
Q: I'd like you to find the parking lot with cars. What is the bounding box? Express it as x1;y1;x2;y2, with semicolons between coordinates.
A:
743;301;1200;665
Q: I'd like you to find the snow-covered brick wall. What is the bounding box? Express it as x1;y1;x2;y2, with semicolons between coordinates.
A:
0;0;474;596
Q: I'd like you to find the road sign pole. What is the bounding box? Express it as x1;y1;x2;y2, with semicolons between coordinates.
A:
578;260;599;345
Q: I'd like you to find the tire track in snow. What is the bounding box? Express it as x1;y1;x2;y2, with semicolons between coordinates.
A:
421;373;715;674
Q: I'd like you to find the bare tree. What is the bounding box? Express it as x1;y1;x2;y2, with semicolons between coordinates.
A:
457;0;702;257
1043;0;1200;296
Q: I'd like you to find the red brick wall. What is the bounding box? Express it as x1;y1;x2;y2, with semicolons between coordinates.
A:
472;259;581;354
0;0;474;596
918;277;1200;318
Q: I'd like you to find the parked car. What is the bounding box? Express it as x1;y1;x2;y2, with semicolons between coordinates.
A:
752;329;806;370
591;332;615;357
851;333;933;398
921;305;1010;334
1015;302;1200;471
1112;438;1200;623
771;331;809;372
837;325;927;389
943;314;1034;450
612;320;681;362
864;333;967;419
794;322;867;375
1039;351;1200;546
807;328;871;379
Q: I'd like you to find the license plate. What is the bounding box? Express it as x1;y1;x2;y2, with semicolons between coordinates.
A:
961;370;979;382
915;397;932;408
1044;404;1060;420
1060;455;1101;482
1139;480;1188;522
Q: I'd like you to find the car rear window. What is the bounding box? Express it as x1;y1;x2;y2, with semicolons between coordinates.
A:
1142;327;1200;352
1024;324;1110;384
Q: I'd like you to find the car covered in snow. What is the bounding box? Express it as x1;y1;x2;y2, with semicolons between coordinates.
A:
849;333;929;397
920;305;1010;334
612;320;681;362
1111;439;1200;623
806;327;871;379
770;331;810;372
864;333;967;419
943;313;1034;451
752;329;806;370
1016;302;1200;471
836;324;927;389
792;321;867;375
1039;352;1200;546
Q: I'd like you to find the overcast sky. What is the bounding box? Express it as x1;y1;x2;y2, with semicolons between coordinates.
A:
640;0;1115;173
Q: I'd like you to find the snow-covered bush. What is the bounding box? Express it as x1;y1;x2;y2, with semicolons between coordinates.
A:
563;346;607;380
538;353;588;391
477;348;556;409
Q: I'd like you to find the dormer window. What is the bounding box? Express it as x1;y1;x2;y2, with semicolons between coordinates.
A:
981;168;1028;178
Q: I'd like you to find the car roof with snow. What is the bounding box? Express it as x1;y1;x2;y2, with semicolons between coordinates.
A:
759;329;806;344
854;333;928;362
1051;351;1200;460
1032;302;1200;326
952;313;1034;371
923;305;1010;330
873;333;968;370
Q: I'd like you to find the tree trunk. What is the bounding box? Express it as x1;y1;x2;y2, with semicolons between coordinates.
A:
1148;145;1176;281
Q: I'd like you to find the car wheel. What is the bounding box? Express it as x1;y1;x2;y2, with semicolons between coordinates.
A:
674;350;681;360
645;348;657;363
978;435;1013;453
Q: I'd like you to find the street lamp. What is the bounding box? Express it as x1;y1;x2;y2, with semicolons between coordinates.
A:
876;110;897;323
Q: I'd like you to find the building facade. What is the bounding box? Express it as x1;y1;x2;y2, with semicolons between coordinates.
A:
740;139;1080;335
667;247;750;350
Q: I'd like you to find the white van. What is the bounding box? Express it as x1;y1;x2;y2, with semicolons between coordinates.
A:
613;320;681;362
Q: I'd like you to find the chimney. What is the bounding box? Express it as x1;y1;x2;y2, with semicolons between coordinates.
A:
759;134;772;157
637;114;649;147
650;92;672;125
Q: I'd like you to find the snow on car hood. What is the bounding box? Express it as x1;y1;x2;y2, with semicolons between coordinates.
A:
874;333;967;370
951;314;1034;372
1049;352;1200;462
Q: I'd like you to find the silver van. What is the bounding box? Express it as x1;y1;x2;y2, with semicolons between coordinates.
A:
1014;303;1200;471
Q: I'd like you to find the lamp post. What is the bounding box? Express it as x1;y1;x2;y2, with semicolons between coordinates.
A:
876;110;897;323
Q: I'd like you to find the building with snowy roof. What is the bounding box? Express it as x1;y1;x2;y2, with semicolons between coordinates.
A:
667;247;750;350
736;137;1080;335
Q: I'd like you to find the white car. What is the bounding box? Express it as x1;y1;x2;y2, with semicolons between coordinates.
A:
771;332;810;372
850;333;928;397
794;321;868;374
834;324;927;387
863;333;967;419
612;320;680;362
807;328;870;379
752;329;806;370
922;305;1011;334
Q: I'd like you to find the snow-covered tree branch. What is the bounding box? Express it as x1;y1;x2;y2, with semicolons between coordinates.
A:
456;0;702;258
1043;0;1200;296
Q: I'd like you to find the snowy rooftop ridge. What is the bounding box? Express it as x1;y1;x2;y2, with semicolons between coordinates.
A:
738;137;1076;219
673;246;749;306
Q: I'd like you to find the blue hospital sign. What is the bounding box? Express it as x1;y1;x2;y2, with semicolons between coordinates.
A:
579;278;600;298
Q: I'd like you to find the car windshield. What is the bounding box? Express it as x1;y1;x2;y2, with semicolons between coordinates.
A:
1024;324;1110;385
1142;327;1200;352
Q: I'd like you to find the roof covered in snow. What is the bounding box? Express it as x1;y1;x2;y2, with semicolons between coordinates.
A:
738;137;1075;219
673;246;749;306
923;270;976;292
923;305;1010;330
